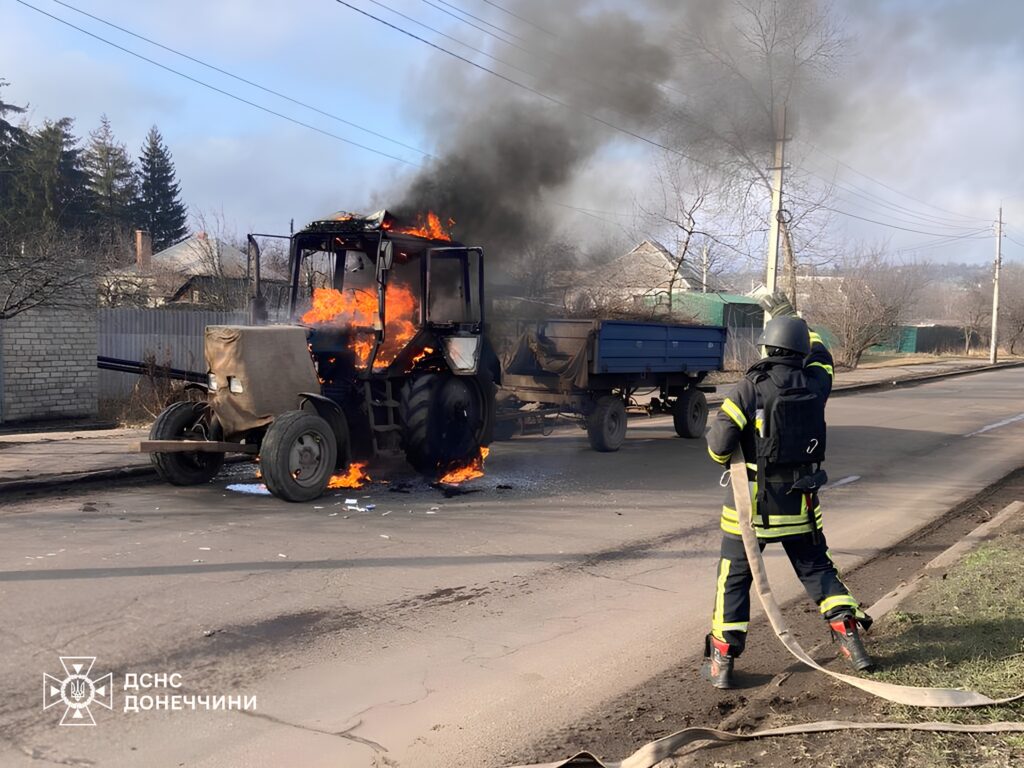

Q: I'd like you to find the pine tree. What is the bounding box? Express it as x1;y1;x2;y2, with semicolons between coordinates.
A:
14;117;91;231
137;125;187;251
84;114;138;240
0;79;29;234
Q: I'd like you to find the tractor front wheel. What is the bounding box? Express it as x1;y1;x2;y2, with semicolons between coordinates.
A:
150;401;225;485
260;410;338;502
401;373;487;474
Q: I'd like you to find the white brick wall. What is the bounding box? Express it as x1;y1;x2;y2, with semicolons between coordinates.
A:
0;307;99;423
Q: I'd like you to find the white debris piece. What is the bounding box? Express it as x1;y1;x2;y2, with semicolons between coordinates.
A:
277;553;288;558
226;483;272;496
379;534;390;539
345;498;358;505
198;547;211;551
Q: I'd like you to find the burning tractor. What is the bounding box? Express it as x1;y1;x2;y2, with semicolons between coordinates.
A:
141;211;499;502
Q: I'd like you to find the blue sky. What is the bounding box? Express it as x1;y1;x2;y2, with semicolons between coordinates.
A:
3;0;1024;264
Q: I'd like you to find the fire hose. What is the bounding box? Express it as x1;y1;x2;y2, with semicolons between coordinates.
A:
509;448;1024;768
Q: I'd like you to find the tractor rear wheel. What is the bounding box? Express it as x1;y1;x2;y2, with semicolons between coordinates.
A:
673;388;708;438
400;373;486;474
586;395;627;452
260;410;337;502
150;401;225;485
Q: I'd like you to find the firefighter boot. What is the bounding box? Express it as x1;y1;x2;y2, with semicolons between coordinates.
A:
829;615;875;672
702;635;736;689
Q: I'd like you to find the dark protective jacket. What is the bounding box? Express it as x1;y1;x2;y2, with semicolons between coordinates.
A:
706;330;834;539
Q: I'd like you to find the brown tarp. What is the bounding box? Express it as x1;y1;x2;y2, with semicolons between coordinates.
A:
504;329;594;390
205;325;321;439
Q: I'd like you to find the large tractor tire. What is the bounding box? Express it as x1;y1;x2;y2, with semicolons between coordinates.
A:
150;401;224;486
586;395;628;452
673;388;708;438
400;373;487;474
260;410;337;502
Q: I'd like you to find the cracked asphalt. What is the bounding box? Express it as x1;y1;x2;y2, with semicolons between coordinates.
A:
1;368;1023;767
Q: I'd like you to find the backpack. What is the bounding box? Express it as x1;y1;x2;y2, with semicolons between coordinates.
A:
749;365;827;467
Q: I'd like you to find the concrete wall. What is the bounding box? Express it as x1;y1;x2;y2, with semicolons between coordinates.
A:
0;307;99;424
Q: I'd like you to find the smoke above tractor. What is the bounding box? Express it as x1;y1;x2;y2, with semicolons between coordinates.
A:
388;0;841;263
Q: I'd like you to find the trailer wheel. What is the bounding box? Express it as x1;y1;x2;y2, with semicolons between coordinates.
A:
260;410;337;502
150;402;225;485
673;388;708;438
587;395;627;452
401;373;486;474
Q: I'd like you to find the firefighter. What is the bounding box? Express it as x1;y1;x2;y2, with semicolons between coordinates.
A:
701;314;874;689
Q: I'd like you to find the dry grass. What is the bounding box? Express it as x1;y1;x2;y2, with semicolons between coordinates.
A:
859;532;1024;766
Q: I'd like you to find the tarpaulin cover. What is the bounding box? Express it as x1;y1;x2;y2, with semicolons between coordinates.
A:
504;329;594;390
205;325;320;439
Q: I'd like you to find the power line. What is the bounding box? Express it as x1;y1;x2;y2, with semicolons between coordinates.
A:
478;0;558;38
799;141;991;224
46;0;431;158
818;205;991;236
16;0;422;167
334;0;685;158
796;156;990;231
423;0;529;46
896;228;994;254
799;163;989;232
362;0;541;82
424;0;689;101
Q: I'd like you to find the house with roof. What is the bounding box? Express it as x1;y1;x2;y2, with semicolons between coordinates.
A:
564;239;762;326
101;230;289;312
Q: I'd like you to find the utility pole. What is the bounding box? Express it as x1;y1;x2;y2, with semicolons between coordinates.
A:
764;105;787;323
701;242;710;293
990;207;1003;364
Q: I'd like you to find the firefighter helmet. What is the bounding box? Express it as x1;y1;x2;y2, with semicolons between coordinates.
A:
757;316;811;356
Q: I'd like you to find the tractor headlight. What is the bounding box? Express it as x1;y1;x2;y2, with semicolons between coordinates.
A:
208;373;218;391
444;336;480;373
228;376;244;394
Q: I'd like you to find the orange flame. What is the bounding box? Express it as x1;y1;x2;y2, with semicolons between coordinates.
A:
302;283;419;369
411;346;434;366
388;212;454;241
328;462;371;489
438;446;490;484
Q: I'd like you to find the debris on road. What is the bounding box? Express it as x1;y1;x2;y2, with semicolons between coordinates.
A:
225;483;272;496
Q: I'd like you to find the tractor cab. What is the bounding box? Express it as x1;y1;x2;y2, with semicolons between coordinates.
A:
289;210;486;378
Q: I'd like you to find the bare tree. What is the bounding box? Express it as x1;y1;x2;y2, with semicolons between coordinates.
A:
1000;264;1024;355
186;209;249;311
670;0;845;299
951;281;991;355
638;158;750;311
0;226;100;318
802;247;926;369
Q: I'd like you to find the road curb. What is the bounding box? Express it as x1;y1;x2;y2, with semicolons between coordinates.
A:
829;359;1024;397
705;359;1024;404
0;465;159;496
0;456;251;498
865;499;1024;622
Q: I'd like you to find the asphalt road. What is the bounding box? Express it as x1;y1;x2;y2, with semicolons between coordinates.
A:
1;368;1023;768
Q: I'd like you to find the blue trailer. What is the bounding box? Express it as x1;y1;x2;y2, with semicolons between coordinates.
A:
499;319;727;451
